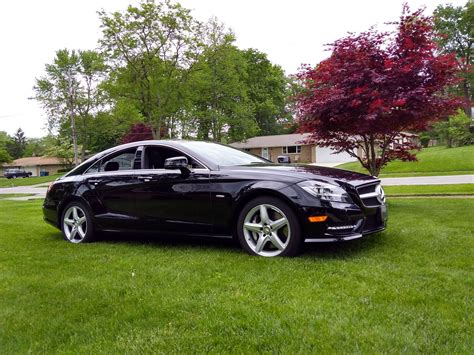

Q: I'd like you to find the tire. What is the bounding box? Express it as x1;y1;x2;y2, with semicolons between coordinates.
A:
61;201;95;243
237;196;302;257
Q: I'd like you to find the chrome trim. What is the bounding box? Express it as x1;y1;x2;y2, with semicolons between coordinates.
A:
327;225;356;230
305;234;363;243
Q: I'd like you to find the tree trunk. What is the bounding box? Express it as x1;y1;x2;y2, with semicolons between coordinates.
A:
462;79;472;117
70;110;79;166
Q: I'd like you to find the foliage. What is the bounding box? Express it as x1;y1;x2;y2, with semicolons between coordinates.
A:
99;0;200;139
43;135;75;168
0;131;13;164
0;198;472;352
120;123;154;144
6;128;27;159
242;49;291;136
33;49;106;164
338;145;474;177
23;137;47;157
433;2;474;116
433;109;473;147
296;6;460;176
191;19;257;142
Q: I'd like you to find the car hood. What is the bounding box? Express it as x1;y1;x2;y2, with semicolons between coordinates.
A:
222;164;378;187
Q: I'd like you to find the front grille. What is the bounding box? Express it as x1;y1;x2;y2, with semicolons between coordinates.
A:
356;182;385;207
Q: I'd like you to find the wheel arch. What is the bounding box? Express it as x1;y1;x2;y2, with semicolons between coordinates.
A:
57;195;94;226
231;186;302;235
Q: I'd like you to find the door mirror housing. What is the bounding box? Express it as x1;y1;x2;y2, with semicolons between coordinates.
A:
164;156;191;176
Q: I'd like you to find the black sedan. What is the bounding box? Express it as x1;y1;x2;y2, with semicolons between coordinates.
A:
43;140;387;257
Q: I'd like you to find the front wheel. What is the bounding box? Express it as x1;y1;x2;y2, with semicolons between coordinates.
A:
61;202;95;243
237;196;302;257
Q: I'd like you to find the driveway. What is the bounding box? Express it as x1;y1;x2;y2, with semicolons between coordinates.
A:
0;183;48;200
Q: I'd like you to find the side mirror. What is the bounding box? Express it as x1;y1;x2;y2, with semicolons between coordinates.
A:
164;156;191;176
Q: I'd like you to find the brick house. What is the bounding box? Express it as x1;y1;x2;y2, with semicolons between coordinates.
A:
230;133;358;164
1;156;67;177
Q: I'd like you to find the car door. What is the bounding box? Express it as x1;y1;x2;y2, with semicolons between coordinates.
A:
84;146;143;231
133;145;213;235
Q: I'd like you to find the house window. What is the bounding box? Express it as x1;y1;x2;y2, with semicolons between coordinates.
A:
261;147;269;159
282;145;301;154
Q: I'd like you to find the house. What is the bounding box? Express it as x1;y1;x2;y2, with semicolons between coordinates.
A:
230;133;358;164
1;156;67;177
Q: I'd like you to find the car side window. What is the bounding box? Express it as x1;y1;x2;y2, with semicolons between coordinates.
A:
143;146;203;169
85;148;137;174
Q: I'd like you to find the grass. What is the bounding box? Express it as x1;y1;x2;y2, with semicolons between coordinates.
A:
384;184;474;196
0;199;472;353
0;174;61;188
338;145;474;177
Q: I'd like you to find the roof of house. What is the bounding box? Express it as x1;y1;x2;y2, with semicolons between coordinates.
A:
230;133;313;149
3;156;63;167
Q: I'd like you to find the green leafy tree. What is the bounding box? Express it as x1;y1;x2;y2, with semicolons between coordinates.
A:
6;128;27;159
43;135;75;168
23;137;47;157
34;49;105;165
434;109;473;147
191;19;257;142
242;49;291;135
434;2;474;116
0;131;13;164
98;0;200;139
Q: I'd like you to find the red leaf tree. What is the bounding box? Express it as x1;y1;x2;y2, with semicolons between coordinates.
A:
296;6;460;176
120;123;154;144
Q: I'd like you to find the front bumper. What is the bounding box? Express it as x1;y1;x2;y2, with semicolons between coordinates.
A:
300;201;387;242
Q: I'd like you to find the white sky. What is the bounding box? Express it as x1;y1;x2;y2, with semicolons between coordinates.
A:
0;0;466;138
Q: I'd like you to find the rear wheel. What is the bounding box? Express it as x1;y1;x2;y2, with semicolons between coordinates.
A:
237;196;302;257
61;202;95;243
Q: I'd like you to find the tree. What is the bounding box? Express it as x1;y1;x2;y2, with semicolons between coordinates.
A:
242;49;291;136
34;49;105;165
433;2;473;116
120;123;154;143
99;0;200;139
434;109;472;147
0;131;12;164
6;128;27;159
191;19;257;142
296;6;460;176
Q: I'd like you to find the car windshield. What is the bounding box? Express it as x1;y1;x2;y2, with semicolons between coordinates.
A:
182;141;268;166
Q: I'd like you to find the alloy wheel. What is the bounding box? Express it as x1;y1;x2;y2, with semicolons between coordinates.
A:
63;206;88;243
242;204;291;257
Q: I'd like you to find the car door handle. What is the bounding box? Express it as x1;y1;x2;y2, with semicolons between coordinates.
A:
138;176;153;182
88;179;101;185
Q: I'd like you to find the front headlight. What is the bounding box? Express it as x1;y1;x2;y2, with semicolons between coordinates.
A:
297;180;353;203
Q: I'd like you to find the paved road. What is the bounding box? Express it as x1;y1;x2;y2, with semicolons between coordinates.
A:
380;174;474;186
0;175;472;201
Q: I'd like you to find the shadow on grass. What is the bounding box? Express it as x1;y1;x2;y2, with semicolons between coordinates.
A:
45;228;388;259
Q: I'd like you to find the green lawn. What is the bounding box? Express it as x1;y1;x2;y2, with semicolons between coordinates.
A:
338;145;474;177
0;199;472;353
0;174;61;188
384;184;474;196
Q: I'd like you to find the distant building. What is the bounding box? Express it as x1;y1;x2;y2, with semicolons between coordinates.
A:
230;133;358;164
1;156;67;176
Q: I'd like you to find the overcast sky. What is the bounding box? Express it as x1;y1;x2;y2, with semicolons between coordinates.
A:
0;0;466;138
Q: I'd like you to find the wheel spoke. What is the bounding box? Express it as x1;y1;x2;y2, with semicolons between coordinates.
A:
64;218;74;226
77;226;86;239
270;218;287;231
244;222;262;233
69;227;78;241
72;207;79;220
255;235;267;252
259;205;270;224
269;232;285;250
77;216;86;226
